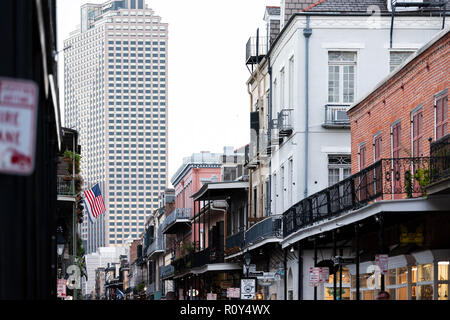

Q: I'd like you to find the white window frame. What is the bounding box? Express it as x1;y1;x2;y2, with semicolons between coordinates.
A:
327;51;357;104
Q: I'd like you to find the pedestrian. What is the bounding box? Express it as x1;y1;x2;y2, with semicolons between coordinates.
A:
375;291;390;300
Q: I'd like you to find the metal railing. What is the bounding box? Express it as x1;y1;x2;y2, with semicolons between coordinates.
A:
226;229;245;250
245;215;283;247
160;264;174;279
146;237;165;257
246;36;268;64
430;134;450;185
160;208;192;233
147;283;155;295
193;247;224;268
57;175;74;196
278;109;293;136
324;104;351;126
283;157;432;238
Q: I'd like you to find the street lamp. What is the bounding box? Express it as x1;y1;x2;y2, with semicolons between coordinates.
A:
244;252;251;278
57;226;65;257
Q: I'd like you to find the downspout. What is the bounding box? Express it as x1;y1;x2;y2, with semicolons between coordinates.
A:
267;56;272;216
303;16;312;199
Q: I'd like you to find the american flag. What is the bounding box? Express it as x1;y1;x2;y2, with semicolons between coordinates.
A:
83;183;106;223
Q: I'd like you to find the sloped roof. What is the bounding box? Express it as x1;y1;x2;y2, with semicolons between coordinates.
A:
305;0;450;13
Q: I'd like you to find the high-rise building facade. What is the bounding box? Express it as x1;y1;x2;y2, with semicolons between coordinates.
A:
64;0;168;253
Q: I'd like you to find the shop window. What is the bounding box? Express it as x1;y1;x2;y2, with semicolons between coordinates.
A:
325;268;351;300
418;264;433;282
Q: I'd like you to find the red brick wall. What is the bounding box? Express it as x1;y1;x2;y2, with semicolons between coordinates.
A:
348;32;449;174
129;239;140;264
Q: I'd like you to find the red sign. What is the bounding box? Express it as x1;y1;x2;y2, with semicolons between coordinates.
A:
375;254;388;274
310;267;330;286
0;78;38;175
57;279;66;298
227;287;240;298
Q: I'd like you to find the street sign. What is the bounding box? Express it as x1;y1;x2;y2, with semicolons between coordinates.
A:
334;256;355;265
375;254;388;274
0;78;38;176
240;278;256;300
227;287;240;299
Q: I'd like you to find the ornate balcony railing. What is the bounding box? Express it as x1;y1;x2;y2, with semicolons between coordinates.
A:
160;208;192;234
172;252;194;275
245;215;283;247
57;176;74;196
193;247;224;268
225;228;245;251
146;236;165;257
283;157;432;238
323;104;351;127
160;264;174;279
430;134;450;185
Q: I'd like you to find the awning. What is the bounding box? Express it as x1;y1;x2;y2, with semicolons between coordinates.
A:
191;262;241;275
191;181;248;201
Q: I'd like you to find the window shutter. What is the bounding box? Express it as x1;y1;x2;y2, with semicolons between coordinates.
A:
436;95;448;139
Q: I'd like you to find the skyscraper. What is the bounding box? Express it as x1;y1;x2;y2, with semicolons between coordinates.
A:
64;0;168;253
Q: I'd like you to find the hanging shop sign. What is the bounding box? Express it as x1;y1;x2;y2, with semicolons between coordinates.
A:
226;287;240;299
206;292;217;300
309;267;330;286
57;279;66;298
240;278;256;300
0;78;38;175
375;254;388;274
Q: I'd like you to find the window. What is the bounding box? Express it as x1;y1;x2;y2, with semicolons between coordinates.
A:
412;108;423;157
435;91;448;140
328;155;351;186
328;51;357;104
288;57;294;108
373;133;382;162
389;51;414;72
280;68;285;110
359;144;367;170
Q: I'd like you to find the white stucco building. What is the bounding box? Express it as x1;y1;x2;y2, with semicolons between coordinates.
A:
267;0;449;300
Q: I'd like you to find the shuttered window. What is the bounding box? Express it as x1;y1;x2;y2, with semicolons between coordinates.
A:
392;122;401;159
436;94;448;140
412;110;423;157
374;134;382;162
359;143;367;170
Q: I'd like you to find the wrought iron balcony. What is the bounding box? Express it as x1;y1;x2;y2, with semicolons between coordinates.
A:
246;36;268;65
244;215;283;247
225;228;245;251
57;175;75;196
172;252;194;275
323;104;351;128
160;264;174;279
146;236;165;258
146;283;155;295
278;109;293;136
283;157;432;238
430;133;450;186
161;208;192;234
193;247;224;268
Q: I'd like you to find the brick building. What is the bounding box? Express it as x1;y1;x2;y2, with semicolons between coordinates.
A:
348;28;449;175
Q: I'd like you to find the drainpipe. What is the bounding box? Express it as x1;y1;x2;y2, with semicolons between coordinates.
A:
268;56;273;216
303;16;312;199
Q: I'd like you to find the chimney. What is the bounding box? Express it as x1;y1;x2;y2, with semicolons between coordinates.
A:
264;6;281;47
281;0;317;29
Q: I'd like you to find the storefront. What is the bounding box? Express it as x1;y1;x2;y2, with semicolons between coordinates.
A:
339;250;450;300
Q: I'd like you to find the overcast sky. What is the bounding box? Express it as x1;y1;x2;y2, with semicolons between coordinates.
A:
56;0;279;186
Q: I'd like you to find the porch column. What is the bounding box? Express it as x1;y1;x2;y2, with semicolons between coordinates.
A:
333;230;337;300
314;237;318;300
355;224;360;300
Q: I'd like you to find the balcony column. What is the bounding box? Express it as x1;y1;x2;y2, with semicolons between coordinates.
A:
378;214;385;292
203;200;206;251
208;189;211;250
333;230;337;300
297;242;303;300
355;224;360;301
314;237;317;301
194;200;197;252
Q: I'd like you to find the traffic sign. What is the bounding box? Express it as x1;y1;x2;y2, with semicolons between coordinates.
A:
0;78;38;175
240;278;256;300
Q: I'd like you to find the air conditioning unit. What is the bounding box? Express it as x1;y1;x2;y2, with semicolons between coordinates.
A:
334;109;349;122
